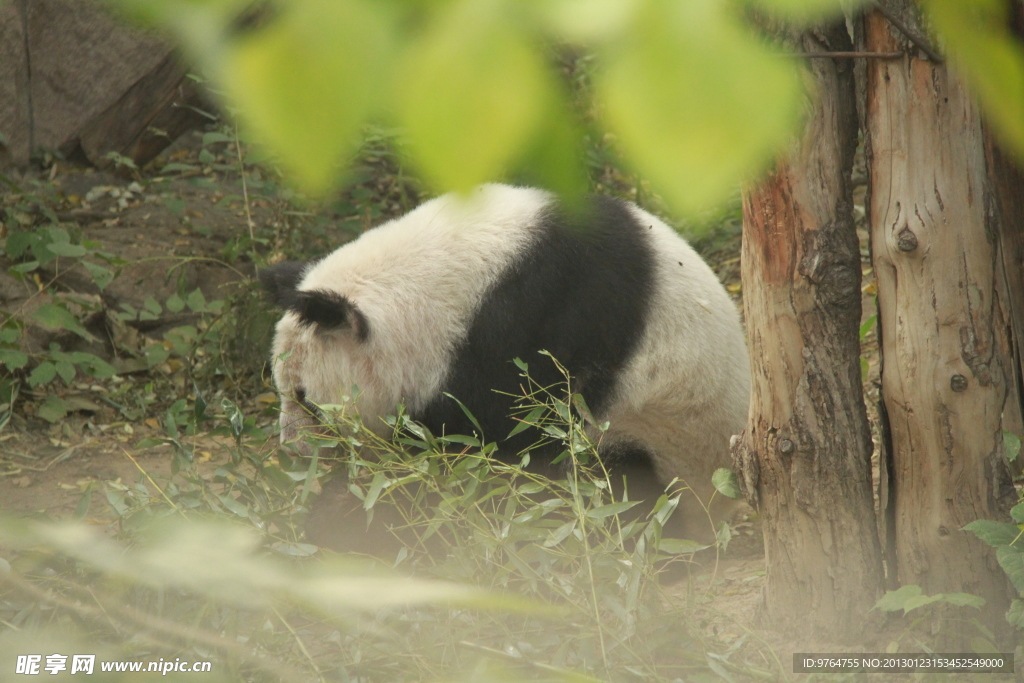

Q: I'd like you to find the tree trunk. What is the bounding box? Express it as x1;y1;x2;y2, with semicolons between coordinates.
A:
733;21;885;641
864;1;1015;636
987;138;1024;445
987;1;1024;445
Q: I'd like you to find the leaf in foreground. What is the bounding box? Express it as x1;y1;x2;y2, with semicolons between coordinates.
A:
0;517;551;616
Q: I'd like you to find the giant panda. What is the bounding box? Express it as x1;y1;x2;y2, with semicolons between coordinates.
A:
260;184;750;549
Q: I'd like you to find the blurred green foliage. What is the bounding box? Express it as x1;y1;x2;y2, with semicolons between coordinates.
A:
107;0;1024;216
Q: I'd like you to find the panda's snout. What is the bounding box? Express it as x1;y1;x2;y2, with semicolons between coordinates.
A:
295;387;307;404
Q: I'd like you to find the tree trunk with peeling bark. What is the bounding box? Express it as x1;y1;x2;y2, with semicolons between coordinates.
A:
864;0;1015;636
733;21;884;641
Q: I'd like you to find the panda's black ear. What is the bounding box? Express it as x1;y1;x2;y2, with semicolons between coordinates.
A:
294;289;369;341
259;261;308;309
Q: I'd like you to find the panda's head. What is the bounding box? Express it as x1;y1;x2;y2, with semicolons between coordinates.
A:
260;260;373;448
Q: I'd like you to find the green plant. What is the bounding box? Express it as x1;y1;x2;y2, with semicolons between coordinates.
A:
965;481;1024;633
239;356;766;681
1;221;123;423
872;585;995;653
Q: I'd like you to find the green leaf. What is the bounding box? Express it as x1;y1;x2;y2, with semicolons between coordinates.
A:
859;315;877;341
0;328;18;343
508;407;545;439
186;288;206;312
46;242;87;258
939;592;986;609
585;500;640;519
1005;431;1022;463
83;261;114;290
55;361;76;384
437;434;481;448
221;0;392;195
902;593;943;614
1007;599;1024;629
543;519;577;548
165;293;185;313
658;538;709;554
28;361;57;387
597;0;802;216
47;226;70;244
1011;503;1024;525
874;584;923;612
536;0;637;43
203;131;233;145
9;261;39;274
5;231;37;259
997;545;1024;594
924;0;1024;159
82;355;115;379
32;304;96;342
964;519;1021;548
711;467;740;499
363;472;387;511
397;0;553;191
216;493;249;518
37;396;68;423
143;297;162;316
144;344;170;367
512;104;588;203
751;0;866;21
0;348;29;370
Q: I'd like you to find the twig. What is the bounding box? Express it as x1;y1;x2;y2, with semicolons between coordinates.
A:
2;441;94;472
272;606;327;683
873;2;944;64
234;123;256;242
120;447;184;514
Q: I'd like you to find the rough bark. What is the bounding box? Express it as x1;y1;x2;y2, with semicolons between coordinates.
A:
864;1;1015;634
986;139;1024;443
0;0;204;171
988;1;1024;442
734;21;884;641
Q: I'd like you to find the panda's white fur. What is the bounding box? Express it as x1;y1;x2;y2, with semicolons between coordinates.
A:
271;186;550;443
265;184;749;534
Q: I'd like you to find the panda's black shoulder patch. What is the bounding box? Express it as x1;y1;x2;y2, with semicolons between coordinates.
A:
259;261;309;309
418;194;656;459
294;289;369;341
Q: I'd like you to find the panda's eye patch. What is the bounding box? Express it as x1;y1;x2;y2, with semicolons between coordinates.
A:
292;289;368;340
